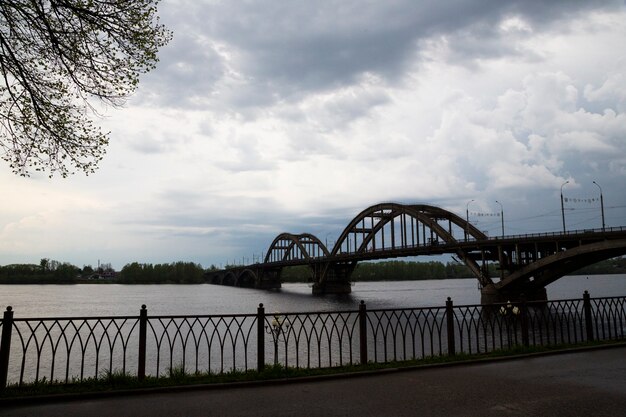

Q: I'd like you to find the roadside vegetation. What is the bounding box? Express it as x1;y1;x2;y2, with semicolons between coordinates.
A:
1;257;625;284
0;340;622;400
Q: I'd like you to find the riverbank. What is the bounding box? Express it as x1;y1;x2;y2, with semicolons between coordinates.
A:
1;340;623;402
1;257;625;284
10;344;626;417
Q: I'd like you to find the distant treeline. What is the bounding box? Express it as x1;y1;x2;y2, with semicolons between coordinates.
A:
0;261;80;284
1;257;625;284
281;257;626;283
0;259;208;285
281;261;489;282
573;256;626;275
118;262;206;284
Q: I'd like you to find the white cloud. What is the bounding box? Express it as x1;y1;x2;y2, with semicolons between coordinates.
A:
2;2;626;268
585;71;626;107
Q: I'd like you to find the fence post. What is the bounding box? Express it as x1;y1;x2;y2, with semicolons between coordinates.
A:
359;301;368;365
0;306;14;390
583;291;594;342
138;305;147;380
257;304;265;372
446;297;455;356
520;296;529;347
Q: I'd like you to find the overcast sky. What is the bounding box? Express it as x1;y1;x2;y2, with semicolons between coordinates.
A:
1;0;626;269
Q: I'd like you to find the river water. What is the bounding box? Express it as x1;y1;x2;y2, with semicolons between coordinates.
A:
1;274;625;318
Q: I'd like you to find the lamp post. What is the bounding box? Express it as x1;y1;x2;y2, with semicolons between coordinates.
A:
465;199;474;241
593;181;606;231
266;314;290;365
495;200;504;238
560;181;569;233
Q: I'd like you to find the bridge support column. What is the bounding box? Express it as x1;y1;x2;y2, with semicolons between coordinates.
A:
480;285;501;304
480;285;547;304
256;268;282;290
312;262;354;295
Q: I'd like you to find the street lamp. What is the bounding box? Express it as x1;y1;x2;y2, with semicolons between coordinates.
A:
465;199;474;241
495;200;504;238
593;181;606;231
266;314;290;365
560;181;569;233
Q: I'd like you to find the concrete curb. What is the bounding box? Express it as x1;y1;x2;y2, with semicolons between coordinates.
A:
2;341;625;407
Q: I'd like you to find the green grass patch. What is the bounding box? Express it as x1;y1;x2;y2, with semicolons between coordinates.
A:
1;339;622;400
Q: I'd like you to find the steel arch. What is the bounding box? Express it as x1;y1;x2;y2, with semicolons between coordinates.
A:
330;203;486;256
328;203;492;287
264;233;330;264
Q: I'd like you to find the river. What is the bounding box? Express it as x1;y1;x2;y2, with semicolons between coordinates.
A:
1;274;625;318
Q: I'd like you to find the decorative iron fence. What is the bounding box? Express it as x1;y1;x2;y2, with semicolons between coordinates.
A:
0;291;624;388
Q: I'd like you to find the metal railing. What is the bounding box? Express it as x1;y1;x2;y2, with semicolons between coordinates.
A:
0;291;624;388
236;226;626;267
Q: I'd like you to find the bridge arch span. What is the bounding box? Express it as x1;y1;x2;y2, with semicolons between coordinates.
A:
264;233;330;264
326;203;492;287
496;238;626;296
222;270;237;286
331;203;486;255
236;268;259;288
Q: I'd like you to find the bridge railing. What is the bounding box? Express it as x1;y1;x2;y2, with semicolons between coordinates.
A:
1;292;624;388
481;225;626;242
242;226;626;269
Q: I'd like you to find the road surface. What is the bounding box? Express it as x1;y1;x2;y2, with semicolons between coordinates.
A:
2;346;625;417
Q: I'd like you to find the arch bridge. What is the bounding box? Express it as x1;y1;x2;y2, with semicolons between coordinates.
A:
206;202;626;304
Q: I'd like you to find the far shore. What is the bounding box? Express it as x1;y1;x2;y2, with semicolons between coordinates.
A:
1;272;624;285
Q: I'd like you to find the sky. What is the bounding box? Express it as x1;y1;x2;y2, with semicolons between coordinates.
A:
1;0;626;270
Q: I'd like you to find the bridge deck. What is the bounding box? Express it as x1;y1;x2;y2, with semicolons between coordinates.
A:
242;227;626;269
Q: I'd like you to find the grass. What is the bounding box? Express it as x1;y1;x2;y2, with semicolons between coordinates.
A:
0;339;623;400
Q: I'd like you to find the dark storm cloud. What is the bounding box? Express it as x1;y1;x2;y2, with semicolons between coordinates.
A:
140;0;620;110
135;32;226;108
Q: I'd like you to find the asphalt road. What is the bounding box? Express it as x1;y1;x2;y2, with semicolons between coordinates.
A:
2;346;625;417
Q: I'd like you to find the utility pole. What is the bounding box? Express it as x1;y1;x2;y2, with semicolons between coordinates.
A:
560;181;569;233
465;199;474;241
593;181;606;231
495;200;504;237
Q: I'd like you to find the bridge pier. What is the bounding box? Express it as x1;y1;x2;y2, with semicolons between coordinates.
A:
480;285;547;304
256;268;282;290
311;262;355;295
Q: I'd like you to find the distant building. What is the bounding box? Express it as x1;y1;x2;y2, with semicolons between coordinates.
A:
87;271;117;280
